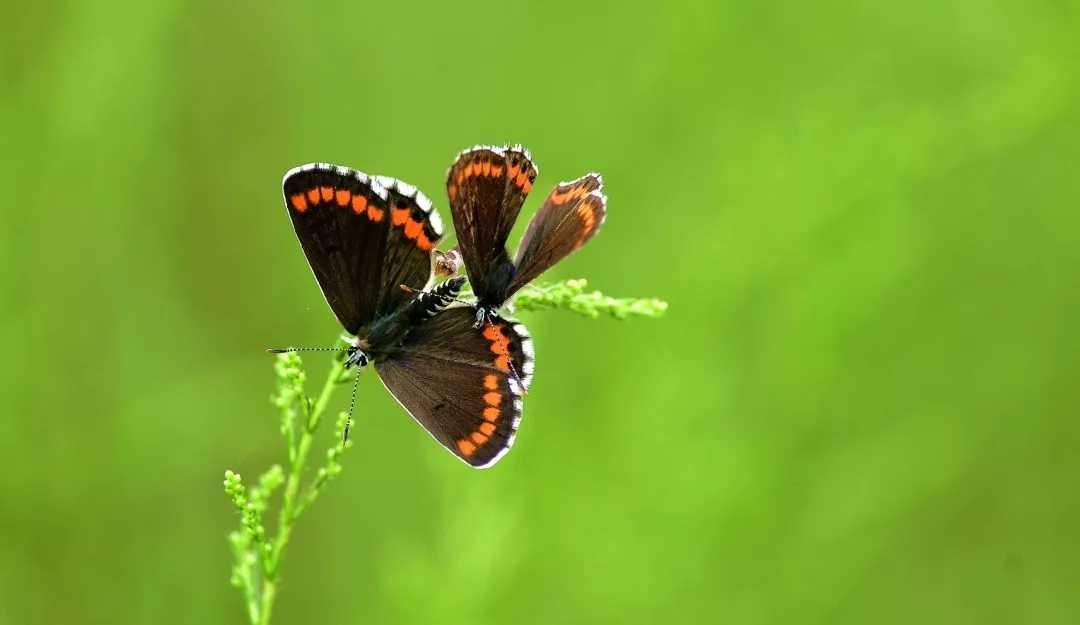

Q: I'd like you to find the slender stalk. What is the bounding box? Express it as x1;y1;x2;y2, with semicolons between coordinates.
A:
258;579;277;625
267;360;342;579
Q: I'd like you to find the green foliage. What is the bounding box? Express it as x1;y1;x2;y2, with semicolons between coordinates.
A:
223;283;666;623
514;279;669;319
224;353;354;625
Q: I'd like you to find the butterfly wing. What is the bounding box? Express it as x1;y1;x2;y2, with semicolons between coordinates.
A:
508;173;607;296
445;145;538;306
375;307;534;468
283;164;445;333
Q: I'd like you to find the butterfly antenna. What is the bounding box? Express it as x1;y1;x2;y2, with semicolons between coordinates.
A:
266;346;349;354
342;366;360;446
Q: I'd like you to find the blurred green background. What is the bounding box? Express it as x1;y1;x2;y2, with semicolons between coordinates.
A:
2;1;1078;623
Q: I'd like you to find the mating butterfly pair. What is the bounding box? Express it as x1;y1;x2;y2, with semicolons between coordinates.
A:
277;146;606;467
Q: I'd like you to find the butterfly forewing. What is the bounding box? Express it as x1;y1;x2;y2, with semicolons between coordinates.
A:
282;164;443;333
376;308;534;468
446;145;538;306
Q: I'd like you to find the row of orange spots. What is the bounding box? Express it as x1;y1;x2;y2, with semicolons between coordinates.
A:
290;186;386;223
351;193;385;222
458;159;500;182
483;324;513;372
456;376;505;458
505;161;533;193
454;158;518;189
390;205;434;251
482;373;501;423
575;203;597;249
550;184;589;205
290;186;432;250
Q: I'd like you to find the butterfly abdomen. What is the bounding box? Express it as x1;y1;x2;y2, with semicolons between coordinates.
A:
409;277;466;322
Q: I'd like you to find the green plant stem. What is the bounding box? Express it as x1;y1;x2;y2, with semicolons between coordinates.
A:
261;360;343;624
258;581;276;625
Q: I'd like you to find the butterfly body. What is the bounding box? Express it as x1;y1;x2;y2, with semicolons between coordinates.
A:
352;276;467;363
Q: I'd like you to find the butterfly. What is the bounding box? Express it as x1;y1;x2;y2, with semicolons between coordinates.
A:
276;163;534;468
446;145;607;326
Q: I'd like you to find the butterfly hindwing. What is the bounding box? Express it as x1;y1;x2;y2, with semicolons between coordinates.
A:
282;164;443;333
446;145;538;305
375;307;534;468
510;173;607;295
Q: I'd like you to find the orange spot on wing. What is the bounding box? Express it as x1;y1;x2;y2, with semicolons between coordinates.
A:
368;205;384;222
579;205;595;225
490;165;503;177
290;193;308;213
479;422;496;436
470;432;489;445
306;188;320;205
352;194;368;215
483;374;498;390
449;184;457;201
483;391;501;406
490;338;510;356
494;355;510;372
553;186;586;205
576;205;596;248
522;179;532;194
483;407;500;422
457;439;477;457
335;189;350;206
515;172;529;188
404;218;423;240
482;160;491;176
415;232;433;251
482;325;505;341
392;207;410;226
320;186;333;202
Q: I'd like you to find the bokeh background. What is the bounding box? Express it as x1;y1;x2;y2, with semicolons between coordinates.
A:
2;1;1078;623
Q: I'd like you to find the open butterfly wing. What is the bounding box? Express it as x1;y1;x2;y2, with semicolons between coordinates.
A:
282;164;444;332
446;145;538;306
376;308;534;468
509;173;607;296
